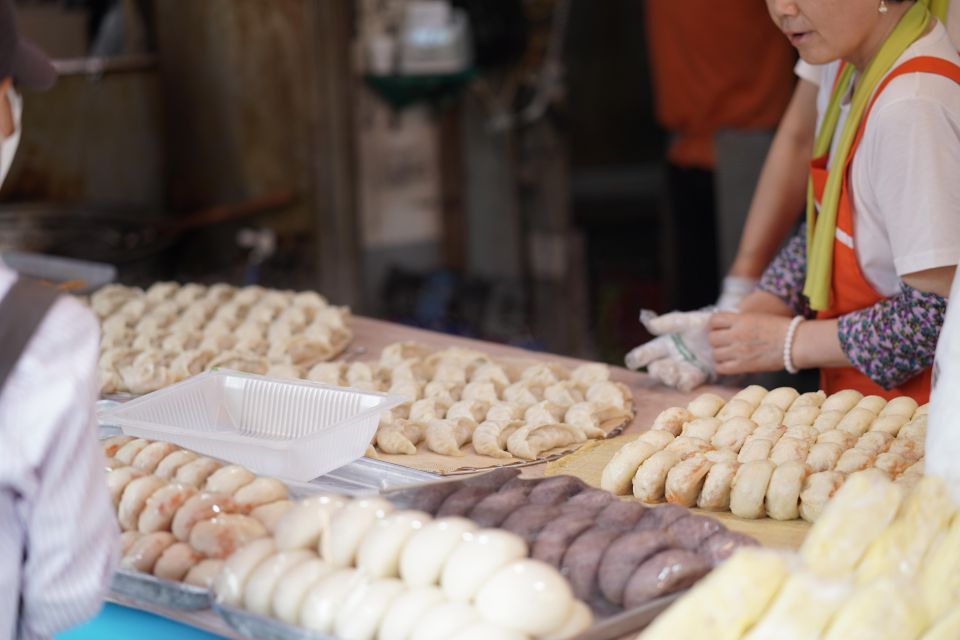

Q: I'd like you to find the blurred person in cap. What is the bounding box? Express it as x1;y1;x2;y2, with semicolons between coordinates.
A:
0;0;118;638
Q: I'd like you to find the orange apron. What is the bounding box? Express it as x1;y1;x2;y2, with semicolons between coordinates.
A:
811;56;960;402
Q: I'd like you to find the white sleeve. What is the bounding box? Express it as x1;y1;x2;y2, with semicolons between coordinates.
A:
794;60;823;86
15;298;118;638
862;93;960;276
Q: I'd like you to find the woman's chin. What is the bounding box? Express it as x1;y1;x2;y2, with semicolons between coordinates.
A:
797;47;840;66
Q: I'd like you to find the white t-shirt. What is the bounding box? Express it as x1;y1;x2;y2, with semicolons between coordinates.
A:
795;22;960;296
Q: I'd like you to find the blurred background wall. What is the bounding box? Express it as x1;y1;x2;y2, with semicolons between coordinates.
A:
0;0;777;363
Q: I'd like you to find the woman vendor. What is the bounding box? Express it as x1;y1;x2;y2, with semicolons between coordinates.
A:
627;0;960;403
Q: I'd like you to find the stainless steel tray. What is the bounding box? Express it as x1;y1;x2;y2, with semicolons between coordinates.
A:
215;603;334;640
110;568;212;611
214;594;679;640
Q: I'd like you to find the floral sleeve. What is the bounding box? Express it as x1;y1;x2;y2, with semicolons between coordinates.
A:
757;225;814;318
838;284;946;389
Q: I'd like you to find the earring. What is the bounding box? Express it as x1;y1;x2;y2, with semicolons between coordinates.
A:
879;0;888;13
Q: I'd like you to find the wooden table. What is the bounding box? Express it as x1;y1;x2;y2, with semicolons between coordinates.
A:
349;316;810;549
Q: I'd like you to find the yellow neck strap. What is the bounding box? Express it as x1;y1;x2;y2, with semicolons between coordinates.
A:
803;1;942;310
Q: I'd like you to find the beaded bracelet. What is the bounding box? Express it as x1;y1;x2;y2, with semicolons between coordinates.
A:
784;315;804;374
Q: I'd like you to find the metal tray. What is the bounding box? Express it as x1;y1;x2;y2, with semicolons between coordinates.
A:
214;594;679;640
0;249;116;293
216;603;334;640
110;568;212;611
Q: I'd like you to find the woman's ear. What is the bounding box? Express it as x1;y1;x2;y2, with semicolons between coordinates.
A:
0;76;15;138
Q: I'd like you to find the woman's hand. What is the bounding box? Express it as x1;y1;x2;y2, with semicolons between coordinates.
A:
708;312;792;374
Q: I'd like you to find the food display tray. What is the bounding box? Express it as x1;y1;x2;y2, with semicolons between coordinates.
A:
213;594;680;640
110;569;212;611
0;249;116;293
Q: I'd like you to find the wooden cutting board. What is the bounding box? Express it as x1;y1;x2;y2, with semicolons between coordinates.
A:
544;433;811;550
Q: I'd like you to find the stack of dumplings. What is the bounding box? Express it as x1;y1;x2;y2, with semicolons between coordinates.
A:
87;282;352;394
601;386;927;522
102;435;292;588
338;342;635;461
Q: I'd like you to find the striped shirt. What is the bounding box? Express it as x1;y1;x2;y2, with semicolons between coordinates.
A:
0;265;118;639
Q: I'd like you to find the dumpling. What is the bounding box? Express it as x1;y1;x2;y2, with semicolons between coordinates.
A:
470;362;511;386
161;331;203;352
388;378;422;403
544;382;585;409
432;361;468;385
485;402;525;423
520;364;566;387
266;321;293;344
204;319;241;346
410;398;449;422
570;363;610;388
376;419;427;455
120;350;177;394
245;304;277;326
586;381;629;410
232;285;267;307
203;283;236;303
564;402;614;439
425;418;477;457
312;306;349;331
266;364;303;380
207;351;269;375
472;421;524;459
199;332;236;352
306;362;345;386
280;335;335;369
234;321;267;343
236;337;270;357
446;400;490;423
426;347;489;369
380;341;434;368
212;302;248;326
131;331;164;351
461;381;501;405
524;401;566;427
506;423;586;460
389;359;431;383
292;290;328;309
423;381;463;406
502;381;543;407
170;349;215;380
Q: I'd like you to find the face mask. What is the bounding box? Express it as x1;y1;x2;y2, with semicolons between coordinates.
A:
0;86;22;187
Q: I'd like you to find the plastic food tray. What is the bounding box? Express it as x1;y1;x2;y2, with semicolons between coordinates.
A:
110;569;212;611
0;250;116;293
98;370;405;482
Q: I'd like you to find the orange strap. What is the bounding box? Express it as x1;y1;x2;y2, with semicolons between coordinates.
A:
846;56;960;168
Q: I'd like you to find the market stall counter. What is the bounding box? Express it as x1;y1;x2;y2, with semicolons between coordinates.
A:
82;314;812;639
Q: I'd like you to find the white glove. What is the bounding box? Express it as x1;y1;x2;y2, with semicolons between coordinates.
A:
624;309;716;392
716;275;758;311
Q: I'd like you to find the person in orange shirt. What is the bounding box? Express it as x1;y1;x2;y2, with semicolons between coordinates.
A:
645;0;796;310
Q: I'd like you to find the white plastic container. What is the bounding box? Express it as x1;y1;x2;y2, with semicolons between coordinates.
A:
99;370;403;481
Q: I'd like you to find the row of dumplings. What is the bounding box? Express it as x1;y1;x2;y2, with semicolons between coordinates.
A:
214;492;593;640
643;473;960;640
87;282;351;394
602;386;927;521
102;435;292;587
322;343;635;459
